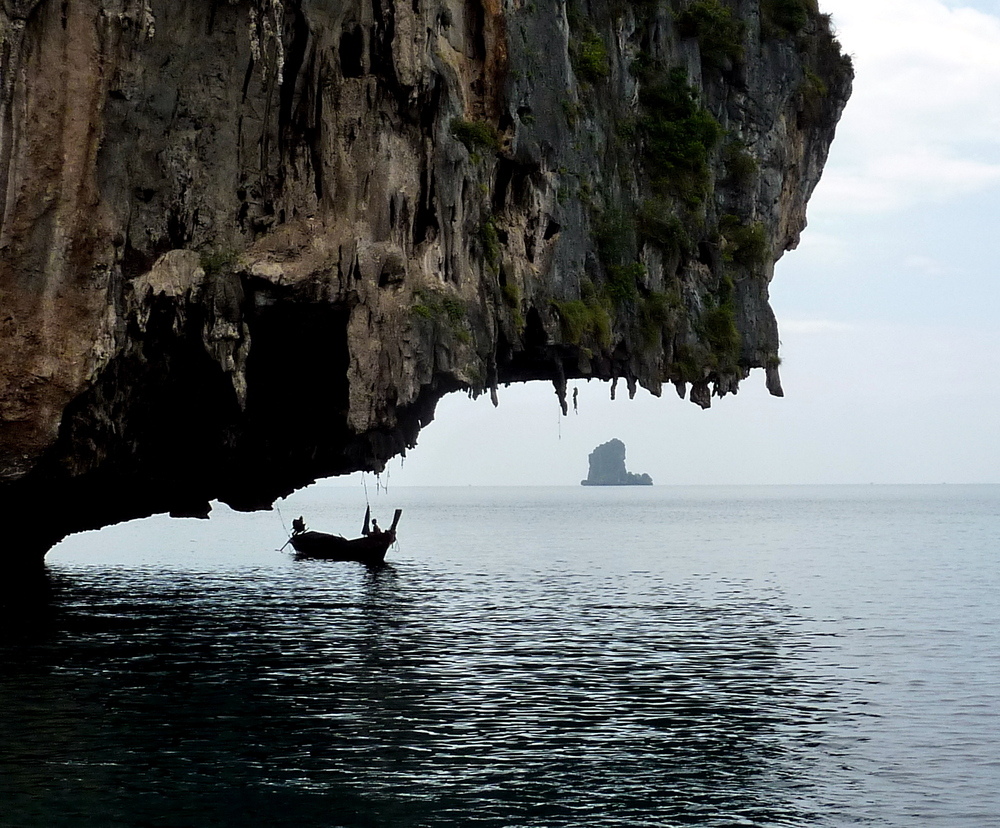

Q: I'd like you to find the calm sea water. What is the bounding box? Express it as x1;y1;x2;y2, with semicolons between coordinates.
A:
1;485;998;827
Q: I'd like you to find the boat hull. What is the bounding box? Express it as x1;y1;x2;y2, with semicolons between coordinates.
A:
289;530;395;563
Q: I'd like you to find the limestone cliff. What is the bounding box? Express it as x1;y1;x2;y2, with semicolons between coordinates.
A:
582;439;652;486
0;0;851;565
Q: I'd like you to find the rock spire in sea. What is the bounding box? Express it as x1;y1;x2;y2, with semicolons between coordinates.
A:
581;439;652;486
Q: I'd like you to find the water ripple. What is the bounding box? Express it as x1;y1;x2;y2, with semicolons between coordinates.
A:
1;565;852;828
4;485;999;827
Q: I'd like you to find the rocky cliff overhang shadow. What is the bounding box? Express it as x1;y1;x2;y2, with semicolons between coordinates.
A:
0;0;851;566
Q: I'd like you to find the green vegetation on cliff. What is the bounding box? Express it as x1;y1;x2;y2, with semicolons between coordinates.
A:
676;0;745;69
720;215;769;268
450;118;501;154
568;12;611;83
637;66;723;206
762;0;816;37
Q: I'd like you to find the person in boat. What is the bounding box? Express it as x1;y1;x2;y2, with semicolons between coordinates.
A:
292;516;306;535
370;518;381;535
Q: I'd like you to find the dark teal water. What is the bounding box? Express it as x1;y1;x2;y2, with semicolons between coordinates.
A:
2;486;998;827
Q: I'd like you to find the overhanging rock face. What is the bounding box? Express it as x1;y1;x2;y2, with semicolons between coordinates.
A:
0;0;850;562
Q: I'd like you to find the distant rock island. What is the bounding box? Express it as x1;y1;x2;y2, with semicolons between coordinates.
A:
581;439;653;486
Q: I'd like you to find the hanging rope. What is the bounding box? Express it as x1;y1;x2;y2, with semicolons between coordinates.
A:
275;502;292;552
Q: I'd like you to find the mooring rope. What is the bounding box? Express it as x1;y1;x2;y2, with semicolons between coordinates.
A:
275;502;289;535
275;503;293;552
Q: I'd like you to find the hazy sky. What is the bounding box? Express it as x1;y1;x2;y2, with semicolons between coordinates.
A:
347;0;1000;488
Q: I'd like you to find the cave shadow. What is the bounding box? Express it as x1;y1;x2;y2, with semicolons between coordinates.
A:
0;566;66;645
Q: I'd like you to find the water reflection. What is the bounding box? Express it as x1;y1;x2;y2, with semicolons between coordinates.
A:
0;567;60;643
0;559;847;827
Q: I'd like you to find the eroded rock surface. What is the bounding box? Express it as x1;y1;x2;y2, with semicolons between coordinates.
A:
0;0;851;565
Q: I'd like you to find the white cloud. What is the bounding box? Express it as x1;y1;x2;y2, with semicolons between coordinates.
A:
814;0;1000;214
779;318;854;334
789;228;851;259
902;254;950;276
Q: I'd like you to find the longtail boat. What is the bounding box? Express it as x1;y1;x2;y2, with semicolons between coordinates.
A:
287;507;401;564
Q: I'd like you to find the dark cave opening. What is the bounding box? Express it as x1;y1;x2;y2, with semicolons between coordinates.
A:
340;24;365;78
222;301;353;508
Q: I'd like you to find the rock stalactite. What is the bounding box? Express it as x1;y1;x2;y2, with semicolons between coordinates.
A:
0;0;851;567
